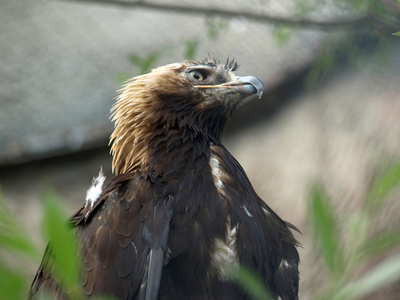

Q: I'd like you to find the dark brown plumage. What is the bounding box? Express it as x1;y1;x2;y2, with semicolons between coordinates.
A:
29;59;300;299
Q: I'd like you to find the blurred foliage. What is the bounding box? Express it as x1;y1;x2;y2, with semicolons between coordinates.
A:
309;186;344;276
0;189;39;299
117;0;400;88
128;45;175;75
0;189;39;258
305;33;393;87
294;0;400;87
395;0;400;35
272;25;295;46
233;266;273;300
184;38;201;61
366;160;400;210
116;15;230;83
116;15;229;83
41;190;82;298
0;189;83;299
308;159;400;299
204;16;229;40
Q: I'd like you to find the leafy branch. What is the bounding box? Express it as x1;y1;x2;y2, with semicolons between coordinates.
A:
394;0;400;36
64;0;400;32
308;158;400;299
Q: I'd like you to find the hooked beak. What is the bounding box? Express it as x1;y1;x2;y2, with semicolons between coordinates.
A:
194;76;264;99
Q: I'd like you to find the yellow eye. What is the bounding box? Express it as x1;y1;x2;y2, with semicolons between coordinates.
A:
189;70;206;81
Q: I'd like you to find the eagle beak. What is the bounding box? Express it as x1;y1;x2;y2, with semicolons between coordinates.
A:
222;76;264;99
194;76;264;99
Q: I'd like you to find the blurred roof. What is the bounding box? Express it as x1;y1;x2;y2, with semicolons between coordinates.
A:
3;0;394;165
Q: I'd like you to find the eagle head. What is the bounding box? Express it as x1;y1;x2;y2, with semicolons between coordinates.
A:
110;58;264;174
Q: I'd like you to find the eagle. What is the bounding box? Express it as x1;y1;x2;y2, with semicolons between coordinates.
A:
29;58;300;299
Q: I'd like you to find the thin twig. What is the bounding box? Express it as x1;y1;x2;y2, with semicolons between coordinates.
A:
65;0;399;31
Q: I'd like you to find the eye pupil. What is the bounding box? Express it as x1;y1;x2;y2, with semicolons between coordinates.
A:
194;73;200;80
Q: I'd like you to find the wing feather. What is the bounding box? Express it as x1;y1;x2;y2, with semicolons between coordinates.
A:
29;172;173;300
138;195;173;300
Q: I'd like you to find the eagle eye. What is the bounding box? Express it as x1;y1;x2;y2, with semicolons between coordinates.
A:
188;70;207;81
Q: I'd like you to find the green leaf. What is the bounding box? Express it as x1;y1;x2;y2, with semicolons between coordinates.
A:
366;160;400;211
205;17;229;40
273;25;294;46
309;185;344;274
42;190;80;292
331;254;400;300
392;31;400;36
0;233;37;257
115;72;132;84
346;213;369;253
184;38;200;60
305;46;335;87
0;262;25;300
128;45;174;75
293;1;313;18
0;192;38;257
234;266;273;300
129;53;161;75
357;229;400;260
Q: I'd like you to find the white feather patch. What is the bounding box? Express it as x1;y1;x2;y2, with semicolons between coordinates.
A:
85;167;106;209
210;217;239;282
209;155;224;190
242;204;253;218
262;206;270;216
279;259;295;271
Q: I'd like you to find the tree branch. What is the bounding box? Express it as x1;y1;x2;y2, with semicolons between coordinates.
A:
65;0;399;31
